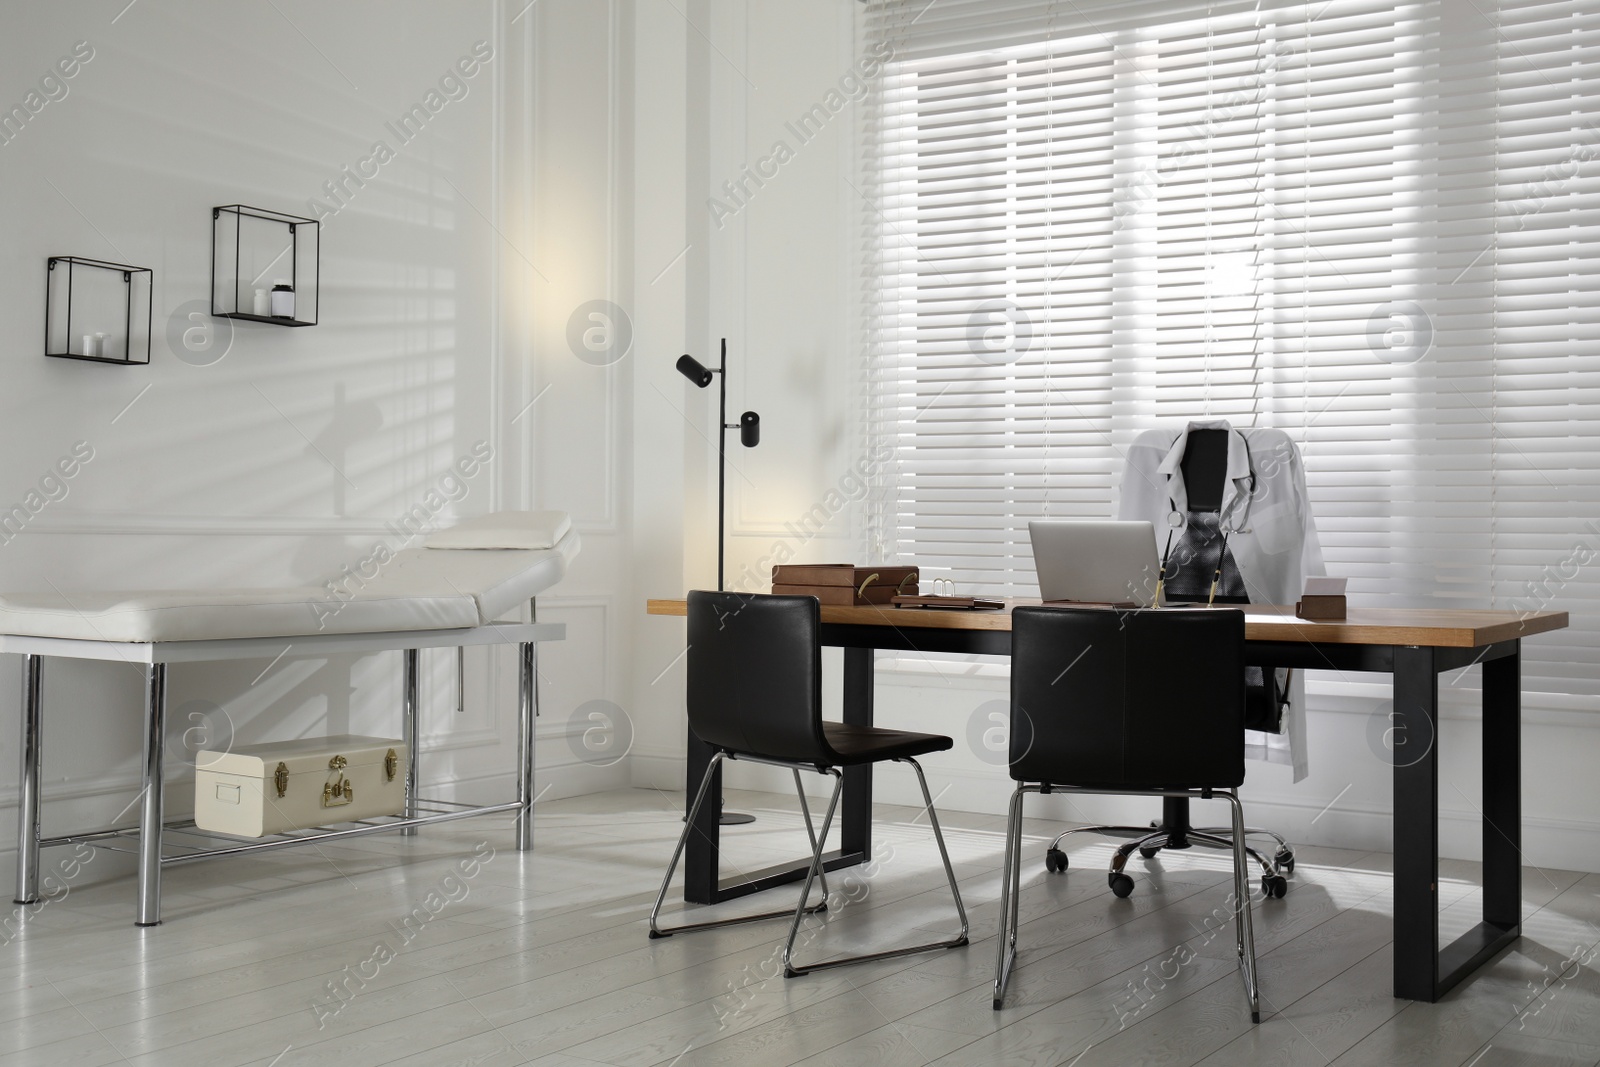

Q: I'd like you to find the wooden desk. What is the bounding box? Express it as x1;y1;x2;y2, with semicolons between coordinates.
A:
646;597;1569;1003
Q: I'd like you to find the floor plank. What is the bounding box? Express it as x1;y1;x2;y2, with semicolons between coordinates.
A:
2;787;1597;1067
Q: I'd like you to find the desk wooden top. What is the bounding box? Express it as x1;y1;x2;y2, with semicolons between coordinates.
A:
646;598;1567;649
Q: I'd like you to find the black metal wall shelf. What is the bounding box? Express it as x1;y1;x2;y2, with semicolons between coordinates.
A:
210;205;320;327
44;256;153;366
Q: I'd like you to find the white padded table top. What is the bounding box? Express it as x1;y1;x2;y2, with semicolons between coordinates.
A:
0;587;477;643
361;527;580;623
0;516;579;644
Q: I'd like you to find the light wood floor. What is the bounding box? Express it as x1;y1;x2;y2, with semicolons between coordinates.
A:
3;786;1598;1066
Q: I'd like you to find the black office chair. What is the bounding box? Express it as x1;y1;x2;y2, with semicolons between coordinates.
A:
993;605;1261;1021
649;590;969;976
1047;426;1294;897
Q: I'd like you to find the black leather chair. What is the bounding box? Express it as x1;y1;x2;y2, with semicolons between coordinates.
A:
993;605;1261;1021
649;590;969;976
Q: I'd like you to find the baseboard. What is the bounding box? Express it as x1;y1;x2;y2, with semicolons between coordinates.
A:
627;755;1600;873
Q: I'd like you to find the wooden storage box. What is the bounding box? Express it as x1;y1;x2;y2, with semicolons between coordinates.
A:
194;734;407;838
771;564;918;605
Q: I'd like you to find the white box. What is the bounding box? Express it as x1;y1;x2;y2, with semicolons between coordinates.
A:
194;734;407;838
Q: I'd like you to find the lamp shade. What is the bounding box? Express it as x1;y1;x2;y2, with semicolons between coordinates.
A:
739;411;760;447
676;354;714;388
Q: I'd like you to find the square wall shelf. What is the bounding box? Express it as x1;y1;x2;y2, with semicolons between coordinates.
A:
211;204;320;326
45;256;153;365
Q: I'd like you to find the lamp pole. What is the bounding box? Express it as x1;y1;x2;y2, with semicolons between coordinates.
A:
717;336;727;590
676;339;761;826
676;340;760;592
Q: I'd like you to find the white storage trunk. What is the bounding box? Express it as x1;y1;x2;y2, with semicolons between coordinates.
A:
195;734;407;838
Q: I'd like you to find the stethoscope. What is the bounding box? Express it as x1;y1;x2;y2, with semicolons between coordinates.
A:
1155;443;1258;607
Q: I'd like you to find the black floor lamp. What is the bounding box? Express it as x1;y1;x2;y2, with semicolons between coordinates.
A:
677;338;761;825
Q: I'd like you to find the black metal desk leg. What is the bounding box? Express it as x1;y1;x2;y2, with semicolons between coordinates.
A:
1392;645;1439;1000
683;729;722;905
841;647;874;862
1482;643;1522;929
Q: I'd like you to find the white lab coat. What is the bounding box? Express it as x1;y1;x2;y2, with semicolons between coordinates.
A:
1116;420;1325;781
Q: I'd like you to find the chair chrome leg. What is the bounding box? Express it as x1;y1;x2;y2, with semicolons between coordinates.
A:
906;758;969;942
993;782;1028;1009
785;761;970;978
792;768;830;908
649;752;722;937
1226;790;1261;1023
649;754;819;938
783;769;844;976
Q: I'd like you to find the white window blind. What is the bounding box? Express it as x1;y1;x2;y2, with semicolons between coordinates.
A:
863;0;1600;701
1490;0;1600;693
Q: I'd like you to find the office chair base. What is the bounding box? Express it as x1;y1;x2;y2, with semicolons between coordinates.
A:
1046;823;1287;898
1197;825;1294;869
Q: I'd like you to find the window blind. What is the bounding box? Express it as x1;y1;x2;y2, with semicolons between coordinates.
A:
863;0;1600;701
1489;0;1600;692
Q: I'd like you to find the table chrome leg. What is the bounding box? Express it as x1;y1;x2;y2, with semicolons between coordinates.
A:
516;640;537;852
137;663;166;926
456;645;466;714
13;655;42;906
402;649;420;837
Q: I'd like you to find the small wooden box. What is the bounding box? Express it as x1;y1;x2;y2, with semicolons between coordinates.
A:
1295;594;1347;620
1295;577;1348;620
195;734;407;838
770;564;918;604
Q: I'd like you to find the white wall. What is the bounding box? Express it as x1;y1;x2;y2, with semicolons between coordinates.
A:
627;0;864;800
0;0;631;884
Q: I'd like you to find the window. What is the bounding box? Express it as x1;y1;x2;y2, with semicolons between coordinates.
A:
863;0;1600;701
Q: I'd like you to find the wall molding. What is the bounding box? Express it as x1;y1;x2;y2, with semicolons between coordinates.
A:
17;510;407;538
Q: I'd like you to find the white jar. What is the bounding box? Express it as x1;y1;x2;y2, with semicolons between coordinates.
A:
270;281;295;319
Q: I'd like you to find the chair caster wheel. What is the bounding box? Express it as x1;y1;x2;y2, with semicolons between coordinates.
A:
1138;845;1162;860
1045;847;1068;873
1108;872;1135;898
1274;847;1295;874
1262;873;1288;899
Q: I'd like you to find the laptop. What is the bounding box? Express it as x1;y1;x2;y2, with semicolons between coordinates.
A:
1027;520;1162;607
